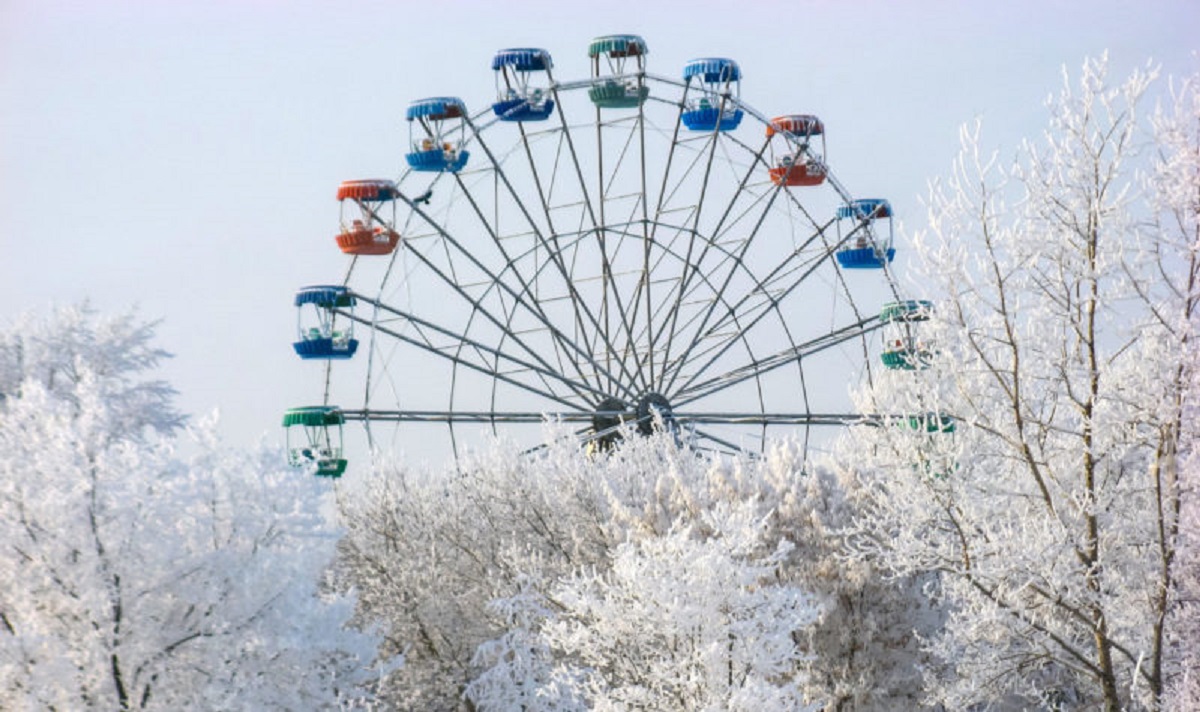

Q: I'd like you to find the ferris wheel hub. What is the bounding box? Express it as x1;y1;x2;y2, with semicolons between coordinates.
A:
635;393;674;436
590;397;629;452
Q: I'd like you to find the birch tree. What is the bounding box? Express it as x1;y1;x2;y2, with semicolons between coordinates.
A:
836;57;1199;710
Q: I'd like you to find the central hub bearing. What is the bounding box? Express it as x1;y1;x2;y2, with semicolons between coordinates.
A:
592;397;628;433
590;393;676;453
635;392;674;436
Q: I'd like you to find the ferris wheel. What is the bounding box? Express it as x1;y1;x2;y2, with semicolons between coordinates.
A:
285;35;909;475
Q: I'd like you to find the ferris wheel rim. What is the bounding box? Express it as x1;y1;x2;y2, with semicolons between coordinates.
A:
317;50;903;462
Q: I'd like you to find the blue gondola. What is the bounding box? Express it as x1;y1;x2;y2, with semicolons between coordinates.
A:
836;199;895;269
681;58;743;131
491;48;555;121
406;97;471;172
293;286;359;359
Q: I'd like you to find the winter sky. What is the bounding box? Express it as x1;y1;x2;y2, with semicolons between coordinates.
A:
1;0;1196;465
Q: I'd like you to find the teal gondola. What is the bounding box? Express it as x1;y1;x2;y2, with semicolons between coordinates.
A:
283;406;347;477
879;300;934;369
588;34;649;109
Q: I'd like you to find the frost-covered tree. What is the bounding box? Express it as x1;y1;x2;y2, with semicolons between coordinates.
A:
340;428;932;709
756;442;938;711
537;502;819;711
0;305;387;709
0;303;183;438
836;57;1199;710
462;572;594;712
336;428;617;710
339;430;702;710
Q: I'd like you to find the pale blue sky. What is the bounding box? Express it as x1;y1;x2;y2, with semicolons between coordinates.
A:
2;0;1196;462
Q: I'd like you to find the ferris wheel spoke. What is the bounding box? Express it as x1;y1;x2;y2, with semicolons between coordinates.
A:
664;205;839;366
672;314;883;407
673;233;831;360
500;228;624;394
515;117;647;397
594;218;645;394
344;305;591;412
669;133;772;250
345;296;608;405
445;169;602;397
650;138;775;392
385;233;568;386
619;216;776;384
487;124;596;365
400;194;641;403
589;112;646;395
466;297;568;430
545;81;635;393
683;426;758;457
657;180;788;394
652;120;753;232
462;115;647;399
667;227;848;396
680;412;870;426
624;84;692;388
595;223;694;359
634;121;729;387
611;92;658;389
545;70;602;230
